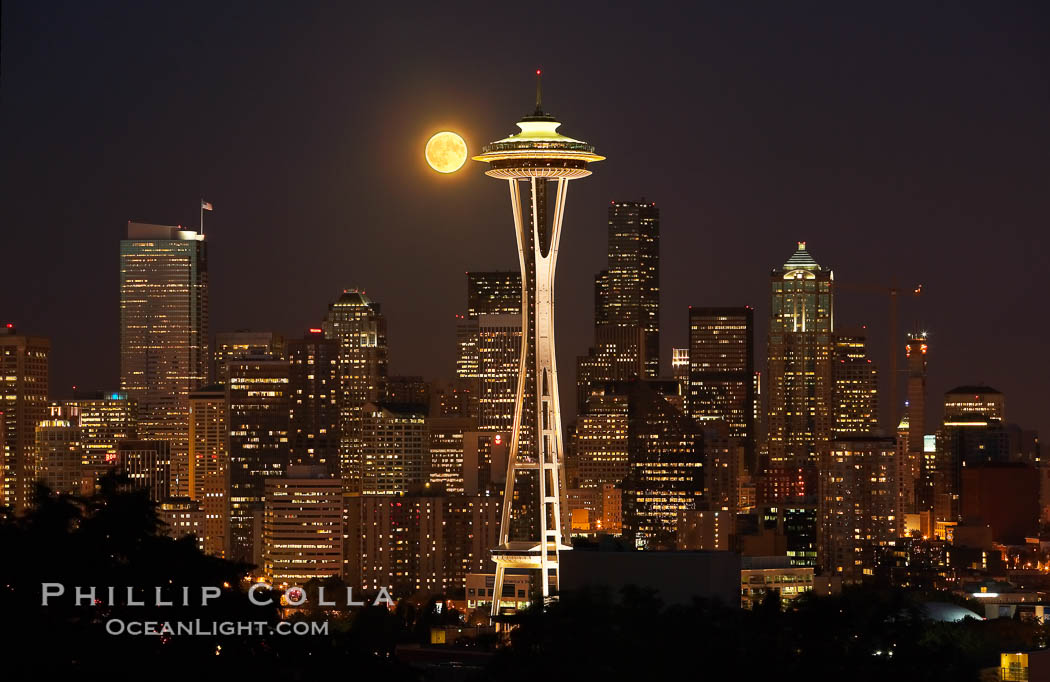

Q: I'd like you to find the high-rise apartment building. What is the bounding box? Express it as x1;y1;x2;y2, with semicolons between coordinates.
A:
347;494;499;595
322;289;388;492
119;223;208;499
831;329;879;436
287;330;340;476
819;436;898;577
227;358;290;564
360;402;427;496
213;331;284;385
0;327;50;511
34;418;82;496
263;465;343;584
688;307;755;472
188;384;228;557
766;242;833;501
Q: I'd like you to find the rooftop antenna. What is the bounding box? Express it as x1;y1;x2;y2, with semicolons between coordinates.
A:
535;69;543;114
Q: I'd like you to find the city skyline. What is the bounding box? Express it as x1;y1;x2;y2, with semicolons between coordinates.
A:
3;4;1046;445
2;4;1049;676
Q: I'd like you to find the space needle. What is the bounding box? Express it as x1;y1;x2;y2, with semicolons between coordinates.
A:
474;71;603;614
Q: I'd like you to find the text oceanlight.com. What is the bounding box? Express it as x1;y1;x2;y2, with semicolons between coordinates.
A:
104;620;329;636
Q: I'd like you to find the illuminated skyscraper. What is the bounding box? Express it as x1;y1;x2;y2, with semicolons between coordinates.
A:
575;200;660;411
227;357;290;564
0;326;50;511
287;329;340;476
322;289;388;493
474;73;603;609
213;331;284;384
765;242;833;501
620;380;703;550
119;223;208;498
188;384;228;557
831;329;879;436
601;200;660;376
688;306;755;472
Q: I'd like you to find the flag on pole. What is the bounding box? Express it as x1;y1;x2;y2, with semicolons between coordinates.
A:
201;200;214;211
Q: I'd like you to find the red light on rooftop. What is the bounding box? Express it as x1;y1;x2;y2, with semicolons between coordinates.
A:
536;69;542;75
308;328;322;334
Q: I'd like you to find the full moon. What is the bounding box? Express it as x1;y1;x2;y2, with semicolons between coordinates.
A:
425;131;467;173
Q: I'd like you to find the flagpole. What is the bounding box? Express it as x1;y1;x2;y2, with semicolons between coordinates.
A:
200;198;204;236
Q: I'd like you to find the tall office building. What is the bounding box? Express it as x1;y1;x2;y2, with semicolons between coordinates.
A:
765;242;833;501
687;307;755;472
119;223;208;499
287;330;340;476
831;329;879;436
905;333;930;510
619;380;703;550
188;385;228;557
819;436;898;577
576;201;660;410
360;402;427;496
601;200;660;376
33;418;82;496
213;331;284;384
935;386;1010;522
227;358;291;564
263;466;343;584
322;289;388;493
0;327;50;511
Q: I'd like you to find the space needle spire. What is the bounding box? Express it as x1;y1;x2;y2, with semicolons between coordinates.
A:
474;73;604;616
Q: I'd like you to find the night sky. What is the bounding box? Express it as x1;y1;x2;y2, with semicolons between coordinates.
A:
2;2;1047;440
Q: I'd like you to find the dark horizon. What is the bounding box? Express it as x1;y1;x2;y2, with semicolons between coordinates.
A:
2;1;1047;440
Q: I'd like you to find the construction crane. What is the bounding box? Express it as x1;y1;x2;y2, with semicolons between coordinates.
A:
837;282;923;430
